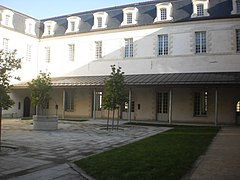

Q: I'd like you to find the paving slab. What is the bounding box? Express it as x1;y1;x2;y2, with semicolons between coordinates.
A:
0;119;170;179
189;127;240;180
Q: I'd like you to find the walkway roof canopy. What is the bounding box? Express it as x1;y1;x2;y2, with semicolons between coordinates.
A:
13;72;240;88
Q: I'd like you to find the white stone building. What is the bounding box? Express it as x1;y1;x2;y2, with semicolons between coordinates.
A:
1;0;240;125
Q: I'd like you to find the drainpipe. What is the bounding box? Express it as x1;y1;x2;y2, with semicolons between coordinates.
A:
93;89;96;120
168;89;172;125
214;88;218;126
128;88;132;122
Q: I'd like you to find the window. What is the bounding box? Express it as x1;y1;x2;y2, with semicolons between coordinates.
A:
5;15;10;26
66;16;80;33
97;17;103;28
126;13;133;24
95;41;102;59
236;101;240;112
3;38;9;52
65;91;74;111
70;22;75;31
26;44;32;61
92;12;108;29
157;93;168;114
158;34;168;55
231;0;240;14
43;21;56;36
124;38;133;58
237;29;240;52
1;10;14;28
121;7;138;26
197;4;204;16
68;44;75;61
237;0;240;13
25;19;36;35
191;0;209;18
194;91;208;116
123;101;135;112
160;8;167;20
95;91;102;111
154;3;173;22
195;31;206;53
45;47;51;63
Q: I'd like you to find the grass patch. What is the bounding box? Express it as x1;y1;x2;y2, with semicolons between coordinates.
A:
75;126;219;180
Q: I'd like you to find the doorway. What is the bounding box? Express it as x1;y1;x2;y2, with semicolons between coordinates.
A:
23;97;31;117
157;92;169;121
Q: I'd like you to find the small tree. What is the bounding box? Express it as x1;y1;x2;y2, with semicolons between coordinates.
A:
27;72;52;115
0;50;21;150
102;65;127;130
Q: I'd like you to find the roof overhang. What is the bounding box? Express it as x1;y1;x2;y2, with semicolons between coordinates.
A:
12;72;240;89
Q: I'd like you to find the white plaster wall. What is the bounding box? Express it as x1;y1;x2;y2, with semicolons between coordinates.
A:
0;27;39;82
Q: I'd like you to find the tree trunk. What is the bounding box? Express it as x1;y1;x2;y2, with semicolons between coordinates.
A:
117;107;120;131
112;109;115;131
107;109;110;130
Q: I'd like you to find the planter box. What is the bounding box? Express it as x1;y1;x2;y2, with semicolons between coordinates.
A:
33;115;58;130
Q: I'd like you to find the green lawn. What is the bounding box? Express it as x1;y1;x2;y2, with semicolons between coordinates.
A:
74;126;219;180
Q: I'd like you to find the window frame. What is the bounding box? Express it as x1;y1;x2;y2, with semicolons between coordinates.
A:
194;91;208;116
65;90;74;112
68;44;75;61
26;44;32;61
95;41;102;59
231;0;240;14
43;21;56;36
92;12;108;30
154;2;173;22
195;31;207;54
236;29;240;52
3;38;9;53
121;7;138;26
45;47;51;63
1;10;14;28
25;18;36;35
124;38;133;58
158;34;169;56
191;0;209;18
66;16;80;33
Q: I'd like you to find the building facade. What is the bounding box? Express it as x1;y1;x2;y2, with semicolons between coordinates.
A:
1;0;240;125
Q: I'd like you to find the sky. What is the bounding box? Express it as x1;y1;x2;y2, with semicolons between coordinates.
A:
0;0;148;19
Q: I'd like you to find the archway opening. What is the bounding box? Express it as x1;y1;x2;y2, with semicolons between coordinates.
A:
23;97;31;117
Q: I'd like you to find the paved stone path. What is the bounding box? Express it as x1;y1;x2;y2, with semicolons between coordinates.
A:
189;127;240;180
0;119;170;179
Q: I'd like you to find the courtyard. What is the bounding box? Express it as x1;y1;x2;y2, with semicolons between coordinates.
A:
0;119;169;179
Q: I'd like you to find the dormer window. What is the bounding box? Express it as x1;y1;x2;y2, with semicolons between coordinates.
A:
197;4;204;16
1;9;14;28
121;7;138;26
154;3;173;22
127;13;133;24
25;18;36;35
43;21;56;36
66;16;80;33
191;0;209;18
92;12;108;29
231;0;240;14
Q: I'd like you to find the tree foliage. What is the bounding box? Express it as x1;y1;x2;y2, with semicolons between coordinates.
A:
102;65;127;111
0;50;21;110
102;65;127;130
0;49;21;150
27;71;52;115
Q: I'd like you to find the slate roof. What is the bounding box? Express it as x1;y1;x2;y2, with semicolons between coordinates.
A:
1;0;239;38
40;0;237;37
13;72;240;88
